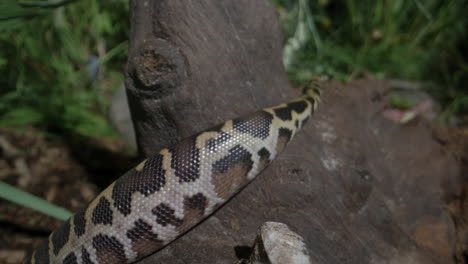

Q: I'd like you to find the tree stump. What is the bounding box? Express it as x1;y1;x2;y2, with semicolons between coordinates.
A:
124;1;461;263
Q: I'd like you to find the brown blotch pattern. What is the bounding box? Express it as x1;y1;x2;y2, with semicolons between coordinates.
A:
287;100;309;114
184;193;208;215
211;145;253;199
273;100;308;121
81;247;94;264
152;203;183;227
305;96;316;106
63;252;77;264
92;234;127;264
92;197;113;225
257;147;271;171
276;128;293;154
126;219;164;258
170;138;201;183
51;220;71;255
176;193;208;233
73;207;86;237
112;154;166;216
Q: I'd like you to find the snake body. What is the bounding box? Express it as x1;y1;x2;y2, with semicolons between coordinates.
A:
26;83;321;264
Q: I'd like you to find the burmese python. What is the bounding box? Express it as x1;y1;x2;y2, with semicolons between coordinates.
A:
26;82;321;264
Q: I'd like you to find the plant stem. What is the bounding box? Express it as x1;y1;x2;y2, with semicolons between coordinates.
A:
0;181;72;221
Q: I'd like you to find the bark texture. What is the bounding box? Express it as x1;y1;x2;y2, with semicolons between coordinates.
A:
125;0;290;156
125;1;461;263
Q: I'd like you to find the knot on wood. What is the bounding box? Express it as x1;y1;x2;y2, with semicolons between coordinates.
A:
130;38;187;98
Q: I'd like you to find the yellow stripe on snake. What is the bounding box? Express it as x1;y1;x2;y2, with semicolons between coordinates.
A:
26;82;321;264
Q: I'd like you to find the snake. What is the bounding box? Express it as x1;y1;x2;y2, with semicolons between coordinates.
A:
25;81;321;264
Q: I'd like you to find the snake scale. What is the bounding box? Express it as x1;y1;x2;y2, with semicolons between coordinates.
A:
25;82;321;264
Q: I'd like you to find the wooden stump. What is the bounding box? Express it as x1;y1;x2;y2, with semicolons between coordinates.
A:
124;1;460;263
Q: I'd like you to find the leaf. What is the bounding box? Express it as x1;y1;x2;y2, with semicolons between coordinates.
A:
0;181;71;221
63;104;115;137
0;57;7;66
0;0;47;27
388;93;416;110
0;107;44;127
0;0;79;29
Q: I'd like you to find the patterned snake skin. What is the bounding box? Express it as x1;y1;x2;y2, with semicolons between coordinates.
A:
26;82;321;264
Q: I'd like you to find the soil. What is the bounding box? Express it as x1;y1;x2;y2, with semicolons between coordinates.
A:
437;127;468;263
0;127;136;264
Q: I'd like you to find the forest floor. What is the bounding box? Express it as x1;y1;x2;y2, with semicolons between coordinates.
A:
0;127;136;264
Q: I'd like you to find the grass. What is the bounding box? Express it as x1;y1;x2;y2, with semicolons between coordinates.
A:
0;181;72;221
0;0;129;137
273;0;468;113
1;0;467;136
0;0;130;219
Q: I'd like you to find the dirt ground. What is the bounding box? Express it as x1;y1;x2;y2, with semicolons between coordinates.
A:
0;128;136;264
438;127;468;264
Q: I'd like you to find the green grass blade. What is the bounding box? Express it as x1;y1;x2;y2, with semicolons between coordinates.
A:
0;181;72;221
19;0;79;8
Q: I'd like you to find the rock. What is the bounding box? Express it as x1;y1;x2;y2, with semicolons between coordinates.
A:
246;222;311;264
